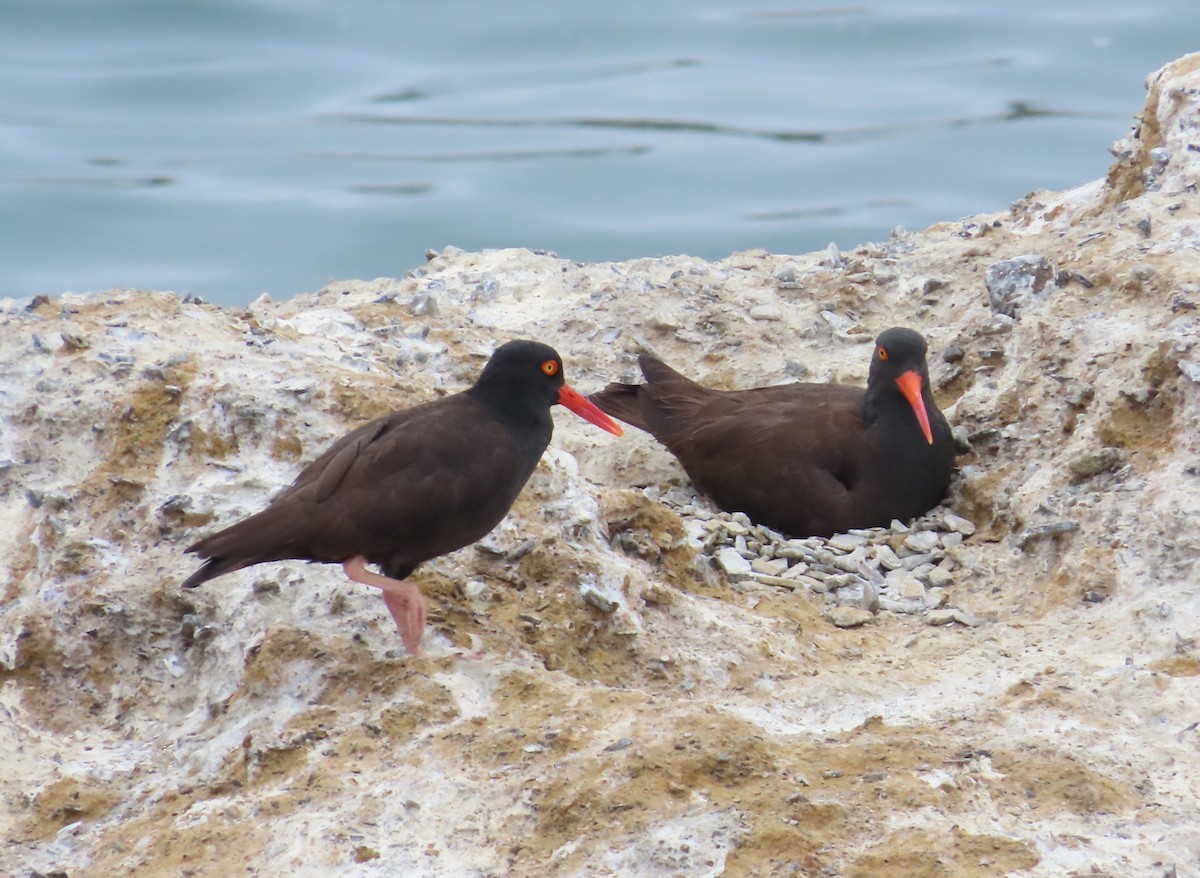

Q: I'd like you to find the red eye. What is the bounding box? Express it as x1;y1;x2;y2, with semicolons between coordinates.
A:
541;359;559;376
877;347;889;362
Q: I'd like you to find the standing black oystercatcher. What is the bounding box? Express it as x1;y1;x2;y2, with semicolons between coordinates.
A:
182;340;622;655
589;327;955;537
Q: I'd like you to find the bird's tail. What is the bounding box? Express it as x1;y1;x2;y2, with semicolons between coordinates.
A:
588;382;649;432
181;503;303;588
181;555;247;589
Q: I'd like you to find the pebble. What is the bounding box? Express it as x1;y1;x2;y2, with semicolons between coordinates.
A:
927;567;954;589
751;557;789;577
829;533;869;552
888;571;927;601
941;513;977;535
872;544;902;570
899;552;935;571
582;588;619;614
878;598;926;615
860;579;880;612
751;573;799;589
832;547;869;573
926;609;982;627
715;547;753;580
800;575;831;593
903;531;941;553
1015;521;1080;550
749;304;783;321
910;563;936;581
825;607;875;628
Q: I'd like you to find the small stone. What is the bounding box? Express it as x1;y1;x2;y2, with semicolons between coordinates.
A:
751;573;799;589
715;547;753;580
860;578;880;613
872;544;902;570
462;580;493;603
722;519;749;537
796;575;829;593
825;607;875;628
941;531;964;550
878;598;926;615
829;533;869;552
582;588;619;614
641;583;674;606
812;548;840;568
752;557;789;577
900;552;935;570
1069;447;1124;481
824;573;866;592
924;587;948;608
60;331;90;351
926;609;982;627
927;567;954;588
910;563;936;581
1015;521;1080;550
887;570;926;601
252;576;282;595
749;304;783;321
941;513;977;536
832;547;869;573
890;519;910;534
904;531;941;553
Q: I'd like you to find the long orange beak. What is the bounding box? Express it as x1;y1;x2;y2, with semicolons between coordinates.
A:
558;384;624;436
894;370;934;445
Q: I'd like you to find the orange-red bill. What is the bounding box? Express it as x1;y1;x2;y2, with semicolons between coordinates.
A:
894;370;933;445
558;384;624;436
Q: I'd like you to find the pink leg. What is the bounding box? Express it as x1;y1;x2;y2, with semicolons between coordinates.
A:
343;557;426;655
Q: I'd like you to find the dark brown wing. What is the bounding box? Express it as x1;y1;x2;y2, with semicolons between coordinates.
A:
183;393;543;586
651;383;875;536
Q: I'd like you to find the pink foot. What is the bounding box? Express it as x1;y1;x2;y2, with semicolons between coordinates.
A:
343;557;427;655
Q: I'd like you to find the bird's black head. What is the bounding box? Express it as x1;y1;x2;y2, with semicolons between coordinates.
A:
471;340;623;435
472;340;565;409
868;327;931;383
867;327;936;444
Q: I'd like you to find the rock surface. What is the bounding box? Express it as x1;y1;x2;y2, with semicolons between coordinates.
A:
3;54;1200;878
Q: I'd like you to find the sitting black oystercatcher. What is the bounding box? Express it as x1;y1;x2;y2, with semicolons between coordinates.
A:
182;340;623;655
590;327;955;538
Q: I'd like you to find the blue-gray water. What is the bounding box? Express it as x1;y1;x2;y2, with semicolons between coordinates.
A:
2;2;1196;305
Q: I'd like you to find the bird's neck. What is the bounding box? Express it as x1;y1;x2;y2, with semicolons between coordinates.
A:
862;381;933;443
467;382;554;442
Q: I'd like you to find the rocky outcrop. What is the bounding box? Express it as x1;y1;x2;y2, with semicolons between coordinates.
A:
3;54;1199;878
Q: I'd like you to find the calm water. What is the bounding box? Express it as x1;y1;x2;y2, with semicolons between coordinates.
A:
1;1;1196;305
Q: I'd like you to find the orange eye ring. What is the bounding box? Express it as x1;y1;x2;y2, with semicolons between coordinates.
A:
541;359;559;376
877;347;889;361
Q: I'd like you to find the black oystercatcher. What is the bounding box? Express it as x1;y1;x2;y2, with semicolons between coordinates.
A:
590;327;954;537
182;340;622;655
